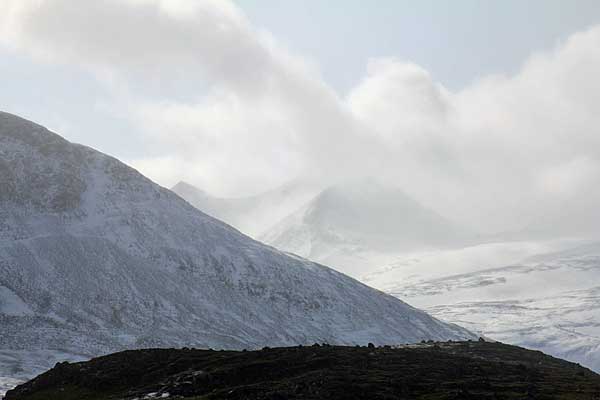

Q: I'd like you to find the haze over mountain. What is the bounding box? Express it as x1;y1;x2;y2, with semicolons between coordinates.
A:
0;112;475;396
497;195;600;242
171;180;321;237
176;179;475;276
4;0;599;241
261;179;474;276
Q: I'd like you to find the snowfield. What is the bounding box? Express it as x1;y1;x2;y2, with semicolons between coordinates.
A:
363;240;600;372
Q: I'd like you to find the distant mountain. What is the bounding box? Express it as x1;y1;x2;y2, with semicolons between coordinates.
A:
171;180;321;237
0;112;475;395
260;179;474;276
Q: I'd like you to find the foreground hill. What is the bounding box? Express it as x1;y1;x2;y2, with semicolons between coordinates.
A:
6;341;600;400
0;111;474;393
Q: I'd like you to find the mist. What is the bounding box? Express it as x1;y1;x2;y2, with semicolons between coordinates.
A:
2;0;599;236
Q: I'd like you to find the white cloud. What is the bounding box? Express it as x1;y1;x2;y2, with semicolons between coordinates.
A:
538;157;600;197
1;0;600;235
0;0;364;192
1;0;252;81
346;27;600;233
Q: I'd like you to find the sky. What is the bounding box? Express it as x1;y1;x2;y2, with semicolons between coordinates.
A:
1;0;600;234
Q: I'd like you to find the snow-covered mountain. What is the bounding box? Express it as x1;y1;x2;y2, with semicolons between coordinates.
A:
0;112;475;395
171;180;321;237
362;239;600;372
260;179;474;277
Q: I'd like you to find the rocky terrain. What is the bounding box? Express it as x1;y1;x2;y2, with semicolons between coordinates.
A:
6;341;600;400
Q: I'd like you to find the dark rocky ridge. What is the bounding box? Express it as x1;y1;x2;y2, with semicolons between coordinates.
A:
6;341;600;400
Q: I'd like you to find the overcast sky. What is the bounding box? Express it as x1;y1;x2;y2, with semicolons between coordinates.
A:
1;0;600;233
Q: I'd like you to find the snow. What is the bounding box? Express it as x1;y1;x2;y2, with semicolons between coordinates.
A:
0;378;22;399
0;286;33;317
0;349;86;398
363;239;600;372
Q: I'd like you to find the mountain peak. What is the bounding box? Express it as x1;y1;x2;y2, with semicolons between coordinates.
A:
0;111;68;149
263;179;471;256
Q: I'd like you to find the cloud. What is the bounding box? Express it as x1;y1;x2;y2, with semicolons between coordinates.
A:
1;0;256;84
346;27;600;233
538;157;600;197
2;0;600;235
0;0;375;193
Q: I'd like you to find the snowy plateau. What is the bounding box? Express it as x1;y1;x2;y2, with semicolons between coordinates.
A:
0;112;475;396
363;239;600;373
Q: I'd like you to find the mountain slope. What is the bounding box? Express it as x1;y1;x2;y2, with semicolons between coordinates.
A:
171;180;321;237
261;179;473;276
0;112;475;394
